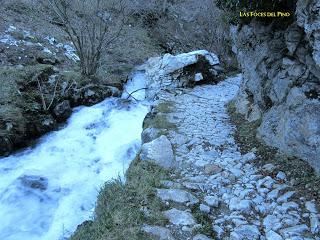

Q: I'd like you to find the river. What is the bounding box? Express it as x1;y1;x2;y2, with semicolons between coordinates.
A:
0;71;149;240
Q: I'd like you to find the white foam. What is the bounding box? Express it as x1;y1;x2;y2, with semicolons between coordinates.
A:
0;73;149;240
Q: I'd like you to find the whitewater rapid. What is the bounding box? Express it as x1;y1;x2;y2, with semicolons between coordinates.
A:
0;72;149;240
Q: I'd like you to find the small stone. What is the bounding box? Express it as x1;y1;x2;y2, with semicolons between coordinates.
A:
263;215;281;232
163;208;196;226
277;191;295;203
199;204;211;214
262;163;276;172
266;230;283;240
230;225;260;239
305;201;317;214
267;189;279;200
204;195;219;207
280;224;308;237
193;234;212;240
195;73;204;82
276;171;286;180
229;198;252;213
157;189;199;205
142;225;175;240
204;164;222;175
212;225;224;238
310;213;319;234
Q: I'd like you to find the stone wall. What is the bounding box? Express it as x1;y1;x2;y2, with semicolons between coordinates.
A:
231;0;320;171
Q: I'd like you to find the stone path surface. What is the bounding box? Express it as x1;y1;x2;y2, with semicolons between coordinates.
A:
141;75;320;240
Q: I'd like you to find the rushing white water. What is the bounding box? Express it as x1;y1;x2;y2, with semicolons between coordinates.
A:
0;72;149;240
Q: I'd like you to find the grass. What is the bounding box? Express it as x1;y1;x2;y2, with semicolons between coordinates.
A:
227;100;320;205
70;156;171;240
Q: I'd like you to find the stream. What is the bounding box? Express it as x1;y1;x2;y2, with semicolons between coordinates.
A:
0;72;149;240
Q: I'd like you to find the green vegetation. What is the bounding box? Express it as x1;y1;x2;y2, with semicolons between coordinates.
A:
70;157;171;240
227;101;320;205
143;102;178;131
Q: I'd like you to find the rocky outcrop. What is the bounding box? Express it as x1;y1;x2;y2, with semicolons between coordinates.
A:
140;50;222;99
231;0;320;172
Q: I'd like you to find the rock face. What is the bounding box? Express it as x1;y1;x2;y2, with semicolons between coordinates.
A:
140;50;221;99
231;0;320;171
140;135;175;169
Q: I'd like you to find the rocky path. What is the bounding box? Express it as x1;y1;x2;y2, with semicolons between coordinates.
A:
141;75;320;240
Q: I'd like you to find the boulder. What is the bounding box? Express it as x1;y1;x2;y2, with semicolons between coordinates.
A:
140;50;221;99
140;135;175;169
18;175;48;191
71;84;117;106
53;100;72;122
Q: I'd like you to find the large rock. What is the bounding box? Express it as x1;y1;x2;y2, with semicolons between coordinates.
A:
140;50;221;99
53;100;72;122
163;208;196;226
140;135;175;169
231;0;320;172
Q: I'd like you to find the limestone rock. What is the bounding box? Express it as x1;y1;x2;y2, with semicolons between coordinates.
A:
140;135;175;169
163;208;196;226
230;225;260;240
142;225;175;240
156;189;199;205
193;234;212;240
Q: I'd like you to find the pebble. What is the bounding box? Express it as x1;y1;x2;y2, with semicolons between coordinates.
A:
204;195;219;207
199;204;211;214
276;171;287;180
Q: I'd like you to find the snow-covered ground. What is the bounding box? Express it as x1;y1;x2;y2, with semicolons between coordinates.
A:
0;73;149;240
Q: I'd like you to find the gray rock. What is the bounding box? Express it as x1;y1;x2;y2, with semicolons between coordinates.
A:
229;198;252;213
193;234;212;240
141;127;161;143
212;225;224;238
204;195;219;208
305;201;318;213
230;225;260;240
156;189;199;205
266;230;283;240
163;208;196;226
140;135;175;169
310;213;319;234
263;215;282;232
276;171;286;180
280;224;308;237
142;225;175;240
53;100;72;122
199;204;211;214
231;7;320;173
277;191;295;203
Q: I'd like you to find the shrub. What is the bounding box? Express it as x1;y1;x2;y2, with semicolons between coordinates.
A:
47;0;127;77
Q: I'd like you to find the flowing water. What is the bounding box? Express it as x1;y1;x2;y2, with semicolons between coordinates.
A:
0;72;149;240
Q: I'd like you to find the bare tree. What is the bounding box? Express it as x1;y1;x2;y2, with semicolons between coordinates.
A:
47;0;126;77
